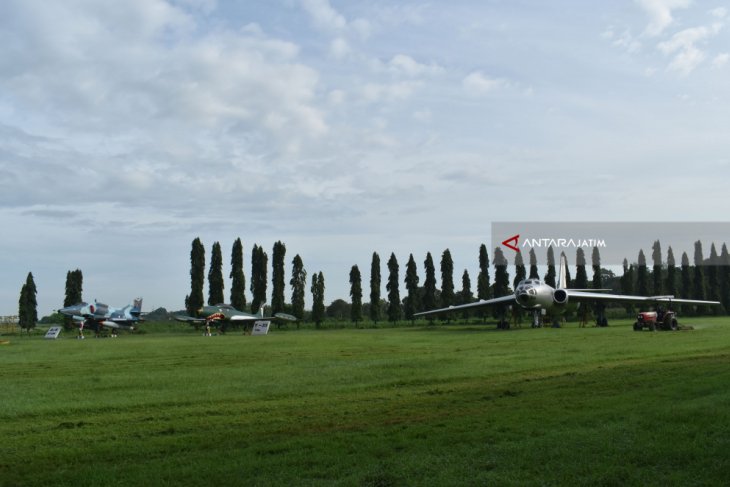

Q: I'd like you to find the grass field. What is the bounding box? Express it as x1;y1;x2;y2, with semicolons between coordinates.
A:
2;318;730;486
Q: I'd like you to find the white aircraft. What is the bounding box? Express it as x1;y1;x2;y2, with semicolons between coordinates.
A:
415;252;720;327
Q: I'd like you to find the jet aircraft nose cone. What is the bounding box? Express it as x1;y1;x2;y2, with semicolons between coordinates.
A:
59;304;82;316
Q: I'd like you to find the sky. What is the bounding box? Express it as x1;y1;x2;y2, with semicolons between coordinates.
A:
1;0;729;317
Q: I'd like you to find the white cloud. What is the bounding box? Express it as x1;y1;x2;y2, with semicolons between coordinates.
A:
462;72;506;94
710;7;727;19
330;37;351;59
300;0;346;31
712;52;729;67
387;54;443;77
635;0;692;36
657;23;723;74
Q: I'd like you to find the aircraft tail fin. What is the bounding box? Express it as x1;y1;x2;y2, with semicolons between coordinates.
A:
131;298;143;317
558;252;568;289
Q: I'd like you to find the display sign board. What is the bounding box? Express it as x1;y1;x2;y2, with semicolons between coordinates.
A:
251;321;271;336
44;326;62;339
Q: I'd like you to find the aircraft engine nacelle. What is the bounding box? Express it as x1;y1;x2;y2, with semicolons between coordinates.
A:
553;289;569;306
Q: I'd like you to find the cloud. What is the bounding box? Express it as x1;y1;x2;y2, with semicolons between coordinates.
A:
387;54;443;77
712;52;729;67
462;72;506;94
635;0;692;36
657;23;723;74
300;0;346;31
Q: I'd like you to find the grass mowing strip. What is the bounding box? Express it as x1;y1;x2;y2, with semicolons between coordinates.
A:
1;318;729;486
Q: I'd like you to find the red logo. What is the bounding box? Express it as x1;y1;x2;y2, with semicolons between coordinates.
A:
502;234;520;252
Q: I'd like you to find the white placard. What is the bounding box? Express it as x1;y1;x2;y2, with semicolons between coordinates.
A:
251;320;271;336
44;326;62;339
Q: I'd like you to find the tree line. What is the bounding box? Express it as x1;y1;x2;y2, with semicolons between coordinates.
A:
14;237;730;332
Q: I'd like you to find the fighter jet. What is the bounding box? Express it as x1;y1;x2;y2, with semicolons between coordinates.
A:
59;298;143;335
415;252;720;327
174;303;296;332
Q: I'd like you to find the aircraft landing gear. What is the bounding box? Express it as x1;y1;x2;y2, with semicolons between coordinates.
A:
531;310;542;328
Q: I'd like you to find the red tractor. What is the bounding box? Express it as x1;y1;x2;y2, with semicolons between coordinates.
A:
633;308;678;331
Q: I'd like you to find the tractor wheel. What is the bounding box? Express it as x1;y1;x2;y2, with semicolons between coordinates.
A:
649;322;656;331
633;322;642;331
671;318;678;331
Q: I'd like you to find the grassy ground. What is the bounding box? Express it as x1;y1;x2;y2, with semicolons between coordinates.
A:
2;318;730;486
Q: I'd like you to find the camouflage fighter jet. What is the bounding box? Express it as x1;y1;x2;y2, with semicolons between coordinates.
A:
59;298;143;336
174;303;296;332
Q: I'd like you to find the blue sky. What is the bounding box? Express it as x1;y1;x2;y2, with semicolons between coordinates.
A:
1;0;728;316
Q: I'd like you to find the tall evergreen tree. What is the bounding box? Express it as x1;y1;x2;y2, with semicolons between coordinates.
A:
574;249;588;289
477;244;490;300
680;251;693;315
720;243;730;314
423;252;437;321
311;271;325;327
386;253;401;323
544;247;556;288
271;241;286;315
290;254;307;322
693;241;706;315
652;240;663;296
493;248;510;297
208;241;224;305
513;252;526;289
349;265;363;324
18;272;38;332
637;249;648;296
440;249;455;309
592;246;606;325
707;243;720;315
63;269;83;330
185;238;205;316
230;238;246;310
250;244;268;313
404;254;420;322
528;248;539;279
620;258;635;314
493;247;510;322
460;269;473;320
369;252;382;324
666;246;676;298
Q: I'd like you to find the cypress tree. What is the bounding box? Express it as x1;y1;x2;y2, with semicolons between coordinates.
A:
513;252;526;289
693;241;706;315
404;254;419;322
386;253;401;323
271;241;286;315
460;269;473;320
423;252;437;321
186;238;205;316
652;240;663;296
707;243;720;315
311;271;325;327
369;252;381;324
493;247;510;322
476;244;490;322
544;246;556;288
620;258;635;314
528;248;539;279
680;252;693;315
63;269;83;330
666;246;676;298
250;245;268;313
592;246;606;325
18;272;38;332
574;249;588;289
440;249;455;309
230;238;246;310
493;248;510;297
637;249;648;296
208;241;224;305
720;243;730;314
290;254;307;322
349;265;363;324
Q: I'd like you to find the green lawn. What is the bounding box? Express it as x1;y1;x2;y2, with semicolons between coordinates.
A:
2;318;730;486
